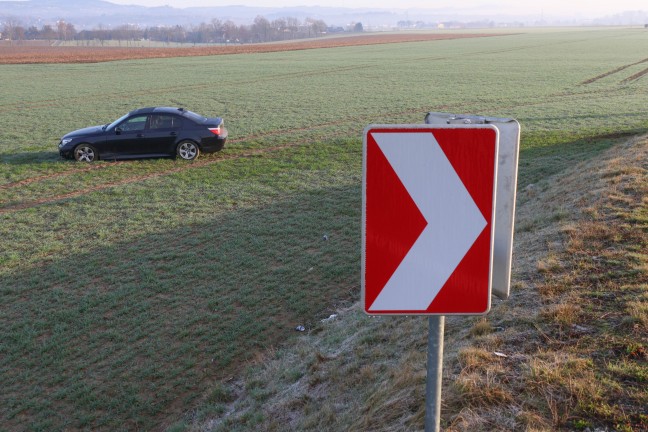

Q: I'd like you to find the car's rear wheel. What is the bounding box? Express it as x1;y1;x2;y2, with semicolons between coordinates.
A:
177;141;200;160
74;144;97;162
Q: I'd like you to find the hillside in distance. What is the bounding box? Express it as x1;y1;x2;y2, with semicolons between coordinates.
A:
2;0;428;28
2;0;647;29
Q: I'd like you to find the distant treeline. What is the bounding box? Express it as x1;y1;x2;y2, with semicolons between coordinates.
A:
0;16;352;44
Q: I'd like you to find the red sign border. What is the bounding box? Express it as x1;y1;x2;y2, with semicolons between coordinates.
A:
361;124;499;316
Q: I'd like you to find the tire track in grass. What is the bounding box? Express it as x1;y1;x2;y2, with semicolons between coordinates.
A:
2;45;515;115
0;99;458;213
7;73;636;210
0;124;337;192
6;71;646;199
580;57;648;85
0;144;300;214
0;65;366;113
0;46;542;114
17;42;529;113
5;36;612;193
0;65;372;114
1;36;593;116
494;86;648;112
2;80;627;203
0;110;357;190
0;163;123;189
0;101;441;193
2;35;530;115
621;66;648;83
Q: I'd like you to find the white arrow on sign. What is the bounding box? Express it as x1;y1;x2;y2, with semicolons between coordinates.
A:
368;132;487;311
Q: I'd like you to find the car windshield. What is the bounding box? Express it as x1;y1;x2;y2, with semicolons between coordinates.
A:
106;113;131;131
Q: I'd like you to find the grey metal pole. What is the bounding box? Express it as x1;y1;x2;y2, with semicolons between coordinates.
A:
425;315;445;432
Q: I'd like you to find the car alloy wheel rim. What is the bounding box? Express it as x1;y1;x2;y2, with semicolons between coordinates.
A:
179;143;197;159
76;147;94;162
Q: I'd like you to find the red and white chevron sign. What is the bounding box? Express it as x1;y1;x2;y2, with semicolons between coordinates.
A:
362;125;499;315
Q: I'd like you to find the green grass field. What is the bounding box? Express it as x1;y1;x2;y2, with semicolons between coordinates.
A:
1;27;647;430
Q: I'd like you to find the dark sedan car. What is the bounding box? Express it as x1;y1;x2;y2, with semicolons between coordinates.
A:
58;107;227;162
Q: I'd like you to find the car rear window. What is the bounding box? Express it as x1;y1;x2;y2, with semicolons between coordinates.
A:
182;110;207;123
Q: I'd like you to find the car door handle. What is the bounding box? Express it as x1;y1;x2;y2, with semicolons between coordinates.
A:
136;133;144;138
170;132;177;136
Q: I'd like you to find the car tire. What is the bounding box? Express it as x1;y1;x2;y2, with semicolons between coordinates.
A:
177;141;200;161
74;144;97;162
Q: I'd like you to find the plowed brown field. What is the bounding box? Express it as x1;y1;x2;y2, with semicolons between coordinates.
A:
0;32;508;64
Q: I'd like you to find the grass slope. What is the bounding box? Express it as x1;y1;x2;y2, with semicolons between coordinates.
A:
189;135;647;432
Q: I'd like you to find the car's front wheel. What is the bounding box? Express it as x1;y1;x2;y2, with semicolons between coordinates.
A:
74;144;97;162
177;141;200;161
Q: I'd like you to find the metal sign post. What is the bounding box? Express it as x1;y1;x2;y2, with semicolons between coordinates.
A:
425;316;445;432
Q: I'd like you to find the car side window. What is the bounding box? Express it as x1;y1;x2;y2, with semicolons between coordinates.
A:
118;115;147;132
149;114;182;130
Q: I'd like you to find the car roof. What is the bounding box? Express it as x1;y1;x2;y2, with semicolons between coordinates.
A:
129;107;188;116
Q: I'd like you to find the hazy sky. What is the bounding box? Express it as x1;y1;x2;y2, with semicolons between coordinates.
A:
108;0;647;17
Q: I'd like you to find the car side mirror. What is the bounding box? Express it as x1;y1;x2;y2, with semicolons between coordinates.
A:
115;127;122;135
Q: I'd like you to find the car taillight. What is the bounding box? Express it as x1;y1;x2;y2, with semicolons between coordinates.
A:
208;127;221;135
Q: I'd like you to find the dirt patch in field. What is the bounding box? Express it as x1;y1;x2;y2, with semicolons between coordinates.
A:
0;33;510;64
